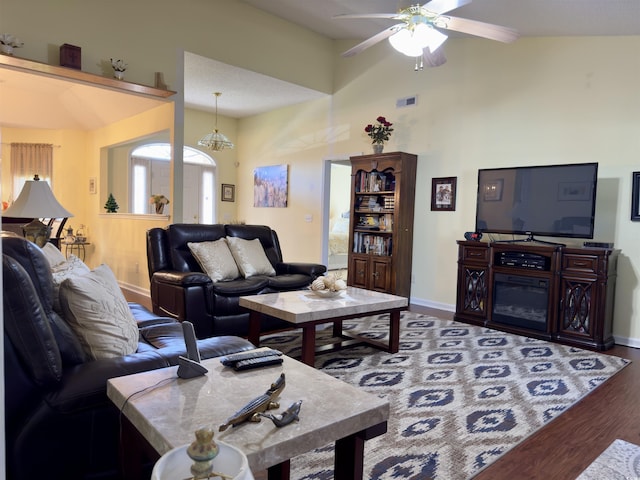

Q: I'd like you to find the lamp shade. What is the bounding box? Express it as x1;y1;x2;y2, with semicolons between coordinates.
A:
4;178;73;219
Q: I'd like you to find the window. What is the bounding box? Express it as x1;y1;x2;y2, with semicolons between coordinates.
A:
130;143;216;222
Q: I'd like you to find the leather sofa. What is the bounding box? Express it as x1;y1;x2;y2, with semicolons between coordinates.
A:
146;224;327;338
2;234;255;480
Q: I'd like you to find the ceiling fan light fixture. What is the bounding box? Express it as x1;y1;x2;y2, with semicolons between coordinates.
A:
197;92;235;151
389;28;425;57
389;21;448;57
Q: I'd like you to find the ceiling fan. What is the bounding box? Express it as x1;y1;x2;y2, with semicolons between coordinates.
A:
334;0;519;69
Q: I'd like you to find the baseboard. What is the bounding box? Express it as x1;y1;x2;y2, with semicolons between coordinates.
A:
410;297;455;312
119;281;152;310
613;334;640;349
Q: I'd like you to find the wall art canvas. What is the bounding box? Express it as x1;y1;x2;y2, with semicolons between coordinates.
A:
254;164;289;208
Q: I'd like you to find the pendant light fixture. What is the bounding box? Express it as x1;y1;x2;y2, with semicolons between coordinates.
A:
197;92;235;151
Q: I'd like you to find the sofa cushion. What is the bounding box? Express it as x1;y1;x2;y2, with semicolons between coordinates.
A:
41;242;67;267
211;276;270;296
188;239;240;282
226;237;276;278
51;255;90;313
59;264;139;359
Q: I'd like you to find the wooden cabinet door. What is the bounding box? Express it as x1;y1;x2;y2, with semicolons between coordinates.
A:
558;276;597;340
371;256;392;292
349;255;369;289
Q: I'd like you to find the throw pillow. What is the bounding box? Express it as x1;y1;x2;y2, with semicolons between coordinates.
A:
51;255;91;313
41;242;67;268
226;237;276;278
58;264;139;359
188;239;240;282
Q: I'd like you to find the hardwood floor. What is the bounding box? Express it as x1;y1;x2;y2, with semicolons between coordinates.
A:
411;304;640;479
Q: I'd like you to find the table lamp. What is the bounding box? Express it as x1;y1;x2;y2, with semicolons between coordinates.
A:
3;174;73;247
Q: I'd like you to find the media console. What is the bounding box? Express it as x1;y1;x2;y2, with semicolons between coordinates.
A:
455;240;619;350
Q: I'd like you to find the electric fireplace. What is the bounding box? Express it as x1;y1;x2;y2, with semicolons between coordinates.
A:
492;273;550;332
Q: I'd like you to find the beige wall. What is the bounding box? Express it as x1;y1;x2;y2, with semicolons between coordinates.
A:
234;35;640;344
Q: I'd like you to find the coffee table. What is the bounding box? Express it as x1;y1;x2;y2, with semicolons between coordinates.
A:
240;286;408;365
107;352;389;480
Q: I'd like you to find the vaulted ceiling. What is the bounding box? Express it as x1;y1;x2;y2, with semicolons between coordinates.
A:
1;0;638;130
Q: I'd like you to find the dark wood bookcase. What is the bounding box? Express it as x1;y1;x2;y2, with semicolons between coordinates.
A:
347;151;417;297
455;240;619;350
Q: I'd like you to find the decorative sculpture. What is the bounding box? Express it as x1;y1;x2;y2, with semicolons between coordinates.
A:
218;373;286;431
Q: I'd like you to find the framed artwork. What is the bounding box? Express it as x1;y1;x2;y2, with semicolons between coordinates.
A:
483;179;503;201
431;177;457;211
88;177;97;195
632;172;640;221
221;184;235;202
253;164;289;208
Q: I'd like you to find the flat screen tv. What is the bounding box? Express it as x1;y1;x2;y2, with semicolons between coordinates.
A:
475;162;598;240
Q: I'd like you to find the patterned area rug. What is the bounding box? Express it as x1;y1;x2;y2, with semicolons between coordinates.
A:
260;312;630;480
577;439;640;480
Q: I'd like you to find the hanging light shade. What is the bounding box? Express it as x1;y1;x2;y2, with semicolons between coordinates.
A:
389;17;448;57
198;92;235;151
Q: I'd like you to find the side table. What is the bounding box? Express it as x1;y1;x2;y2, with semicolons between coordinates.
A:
62;241;90;261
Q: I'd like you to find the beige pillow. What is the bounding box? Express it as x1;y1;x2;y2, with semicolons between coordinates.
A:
226;237;276;278
51;255;91;313
188;239;240;282
58;264;139;359
41;242;67;268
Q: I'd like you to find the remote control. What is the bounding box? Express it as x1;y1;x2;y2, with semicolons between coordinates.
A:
233;355;283;371
219;348;283;367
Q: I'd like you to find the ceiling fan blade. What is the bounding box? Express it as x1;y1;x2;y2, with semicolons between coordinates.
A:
436;16;519;43
341;25;401;57
423;48;447;67
422;0;472;15
333;13;398;20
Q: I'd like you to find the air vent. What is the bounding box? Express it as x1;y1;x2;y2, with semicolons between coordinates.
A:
396;95;418;108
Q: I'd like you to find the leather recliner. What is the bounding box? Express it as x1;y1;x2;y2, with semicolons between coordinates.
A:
2;234;255;480
146;224;327;338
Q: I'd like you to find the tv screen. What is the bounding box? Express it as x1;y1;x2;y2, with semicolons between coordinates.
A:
475;162;598;239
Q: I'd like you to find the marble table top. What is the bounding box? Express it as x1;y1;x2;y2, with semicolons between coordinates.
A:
239;286;408;325
107;352;390;473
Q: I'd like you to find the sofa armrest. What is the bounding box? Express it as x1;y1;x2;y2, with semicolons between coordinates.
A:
44;351;172;413
152;270;212;287
276;262;327;277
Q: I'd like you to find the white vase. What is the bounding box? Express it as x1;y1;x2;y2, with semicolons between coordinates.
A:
373;144;384;154
114;71;125;80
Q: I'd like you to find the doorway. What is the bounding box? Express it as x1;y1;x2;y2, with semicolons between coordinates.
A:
322;157;352;276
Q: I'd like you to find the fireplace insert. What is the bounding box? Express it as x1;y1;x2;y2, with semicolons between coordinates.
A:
492;273;550;332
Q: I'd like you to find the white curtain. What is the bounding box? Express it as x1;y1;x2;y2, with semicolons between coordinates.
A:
10;143;53;201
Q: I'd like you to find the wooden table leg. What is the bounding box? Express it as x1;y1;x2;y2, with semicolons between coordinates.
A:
334;432;365;480
268;459;291;480
332;319;343;337
301;325;316;366
388;310;401;353
248;311;262;347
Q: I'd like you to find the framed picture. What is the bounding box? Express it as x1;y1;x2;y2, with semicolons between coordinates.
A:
483;179;503;201
632;172;640;221
253;164;289;207
431;177;457;211
221;184;235;202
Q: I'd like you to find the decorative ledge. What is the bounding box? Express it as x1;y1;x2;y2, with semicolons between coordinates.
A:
0;55;176;99
98;213;170;221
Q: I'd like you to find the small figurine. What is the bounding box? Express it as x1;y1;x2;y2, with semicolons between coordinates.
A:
259;400;302;427
186;427;219;479
219;373;285;431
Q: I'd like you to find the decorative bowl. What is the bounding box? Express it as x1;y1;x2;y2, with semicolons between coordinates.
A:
310;288;345;298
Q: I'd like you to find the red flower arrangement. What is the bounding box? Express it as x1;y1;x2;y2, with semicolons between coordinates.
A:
365;116;394;144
